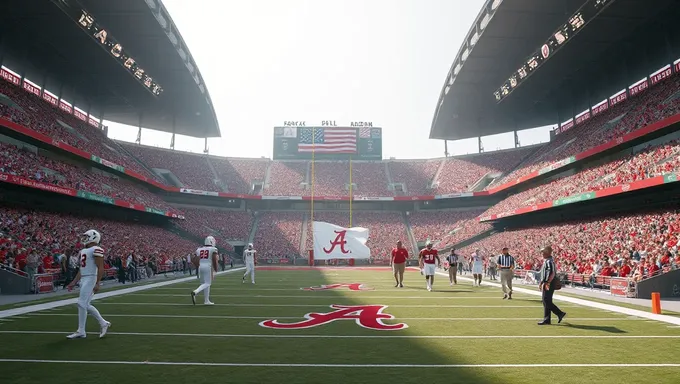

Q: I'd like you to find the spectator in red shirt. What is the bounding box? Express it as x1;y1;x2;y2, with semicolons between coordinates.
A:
619;261;632;277
390;240;409;288
42;254;54;270
648;258;661;277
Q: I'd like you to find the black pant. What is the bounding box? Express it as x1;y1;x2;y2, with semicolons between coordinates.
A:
542;288;564;322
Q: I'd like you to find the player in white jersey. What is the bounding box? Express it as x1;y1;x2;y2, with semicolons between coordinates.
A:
65;230;111;339
471;248;484;287
191;236;219;305
242;243;256;284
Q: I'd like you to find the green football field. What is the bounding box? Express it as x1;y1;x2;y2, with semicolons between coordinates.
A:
1;267;679;384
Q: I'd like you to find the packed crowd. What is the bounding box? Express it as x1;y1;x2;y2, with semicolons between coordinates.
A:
176;208;254;251
488;75;680;189
210;158;268;194
0;82;161;183
253;211;304;259
482;136;680;217
407;209;486;245
120;143;218;191
0;142;174;211
458;209;680;282
435;148;534;192
387;160;440;196
265;161;308;196
0;207;198;287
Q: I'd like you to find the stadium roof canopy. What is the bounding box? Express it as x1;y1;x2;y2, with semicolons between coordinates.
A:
0;0;219;138
430;0;680;141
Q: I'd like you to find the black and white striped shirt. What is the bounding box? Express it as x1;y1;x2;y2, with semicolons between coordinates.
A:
497;254;515;269
540;257;556;283
447;253;459;265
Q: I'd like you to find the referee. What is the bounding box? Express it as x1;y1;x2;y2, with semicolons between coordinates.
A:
497;247;514;299
446;248;459;285
537;246;567;325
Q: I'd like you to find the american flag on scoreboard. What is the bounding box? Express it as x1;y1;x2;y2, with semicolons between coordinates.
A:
298;127;357;154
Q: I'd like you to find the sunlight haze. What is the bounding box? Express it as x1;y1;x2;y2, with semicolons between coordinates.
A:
105;0;552;159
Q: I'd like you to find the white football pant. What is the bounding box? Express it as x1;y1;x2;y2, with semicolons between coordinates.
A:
244;261;255;283
193;265;213;303
76;276;107;333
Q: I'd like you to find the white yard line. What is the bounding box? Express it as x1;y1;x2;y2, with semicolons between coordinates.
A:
0;358;678;368
126;294;527;299
0;268;245;319
0;330;678;339
29;313;636;321
94;302;559;308
435;271;680;326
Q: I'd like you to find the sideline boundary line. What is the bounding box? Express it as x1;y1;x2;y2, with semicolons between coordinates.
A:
0;358;679;368
0;268;245;319
29;313;638;321
93;302;565;308
126;294;530;299
435;271;680;326
0;330;678;339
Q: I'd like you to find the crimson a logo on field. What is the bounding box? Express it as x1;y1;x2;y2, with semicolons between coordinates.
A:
259;304;407;331
302;283;373;291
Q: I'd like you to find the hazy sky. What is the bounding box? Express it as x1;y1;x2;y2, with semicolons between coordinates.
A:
105;0;553;159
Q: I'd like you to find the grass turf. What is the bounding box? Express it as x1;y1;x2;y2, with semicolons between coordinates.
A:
0;268;678;384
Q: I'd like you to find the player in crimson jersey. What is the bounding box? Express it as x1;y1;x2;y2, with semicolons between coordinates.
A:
66;230;111;339
418;242;441;291
191;236;219;305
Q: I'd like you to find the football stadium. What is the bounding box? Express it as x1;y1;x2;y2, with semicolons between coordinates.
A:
1;0;680;383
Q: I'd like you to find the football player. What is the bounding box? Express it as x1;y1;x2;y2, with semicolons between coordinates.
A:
66;230;111;339
242;243;256;284
191;236;218;305
418;242;441;292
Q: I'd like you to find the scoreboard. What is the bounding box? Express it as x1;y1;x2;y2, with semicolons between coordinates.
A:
273;126;382;160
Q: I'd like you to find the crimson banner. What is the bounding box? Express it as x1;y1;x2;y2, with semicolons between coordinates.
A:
609;278;628;296
35;274;55;293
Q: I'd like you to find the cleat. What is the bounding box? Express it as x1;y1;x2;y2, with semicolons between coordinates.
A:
99;321;111;338
204;301;215;306
66;332;86;339
558;312;567;324
191;291;196;305
503;294;508;300
399;283;404;288
508;293;512;300
395;284;399;287
252;281;255;284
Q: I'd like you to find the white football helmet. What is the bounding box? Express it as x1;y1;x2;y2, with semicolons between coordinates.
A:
82;230;101;245
204;236;216;247
248;243;253;250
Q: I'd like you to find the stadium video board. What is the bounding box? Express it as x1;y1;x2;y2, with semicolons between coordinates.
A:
273;124;382;160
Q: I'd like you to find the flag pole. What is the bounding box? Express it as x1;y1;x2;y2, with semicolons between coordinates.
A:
310;128;315;244
348;156;352;227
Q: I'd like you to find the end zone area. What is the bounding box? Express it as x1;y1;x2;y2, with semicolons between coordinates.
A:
0;267;678;384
